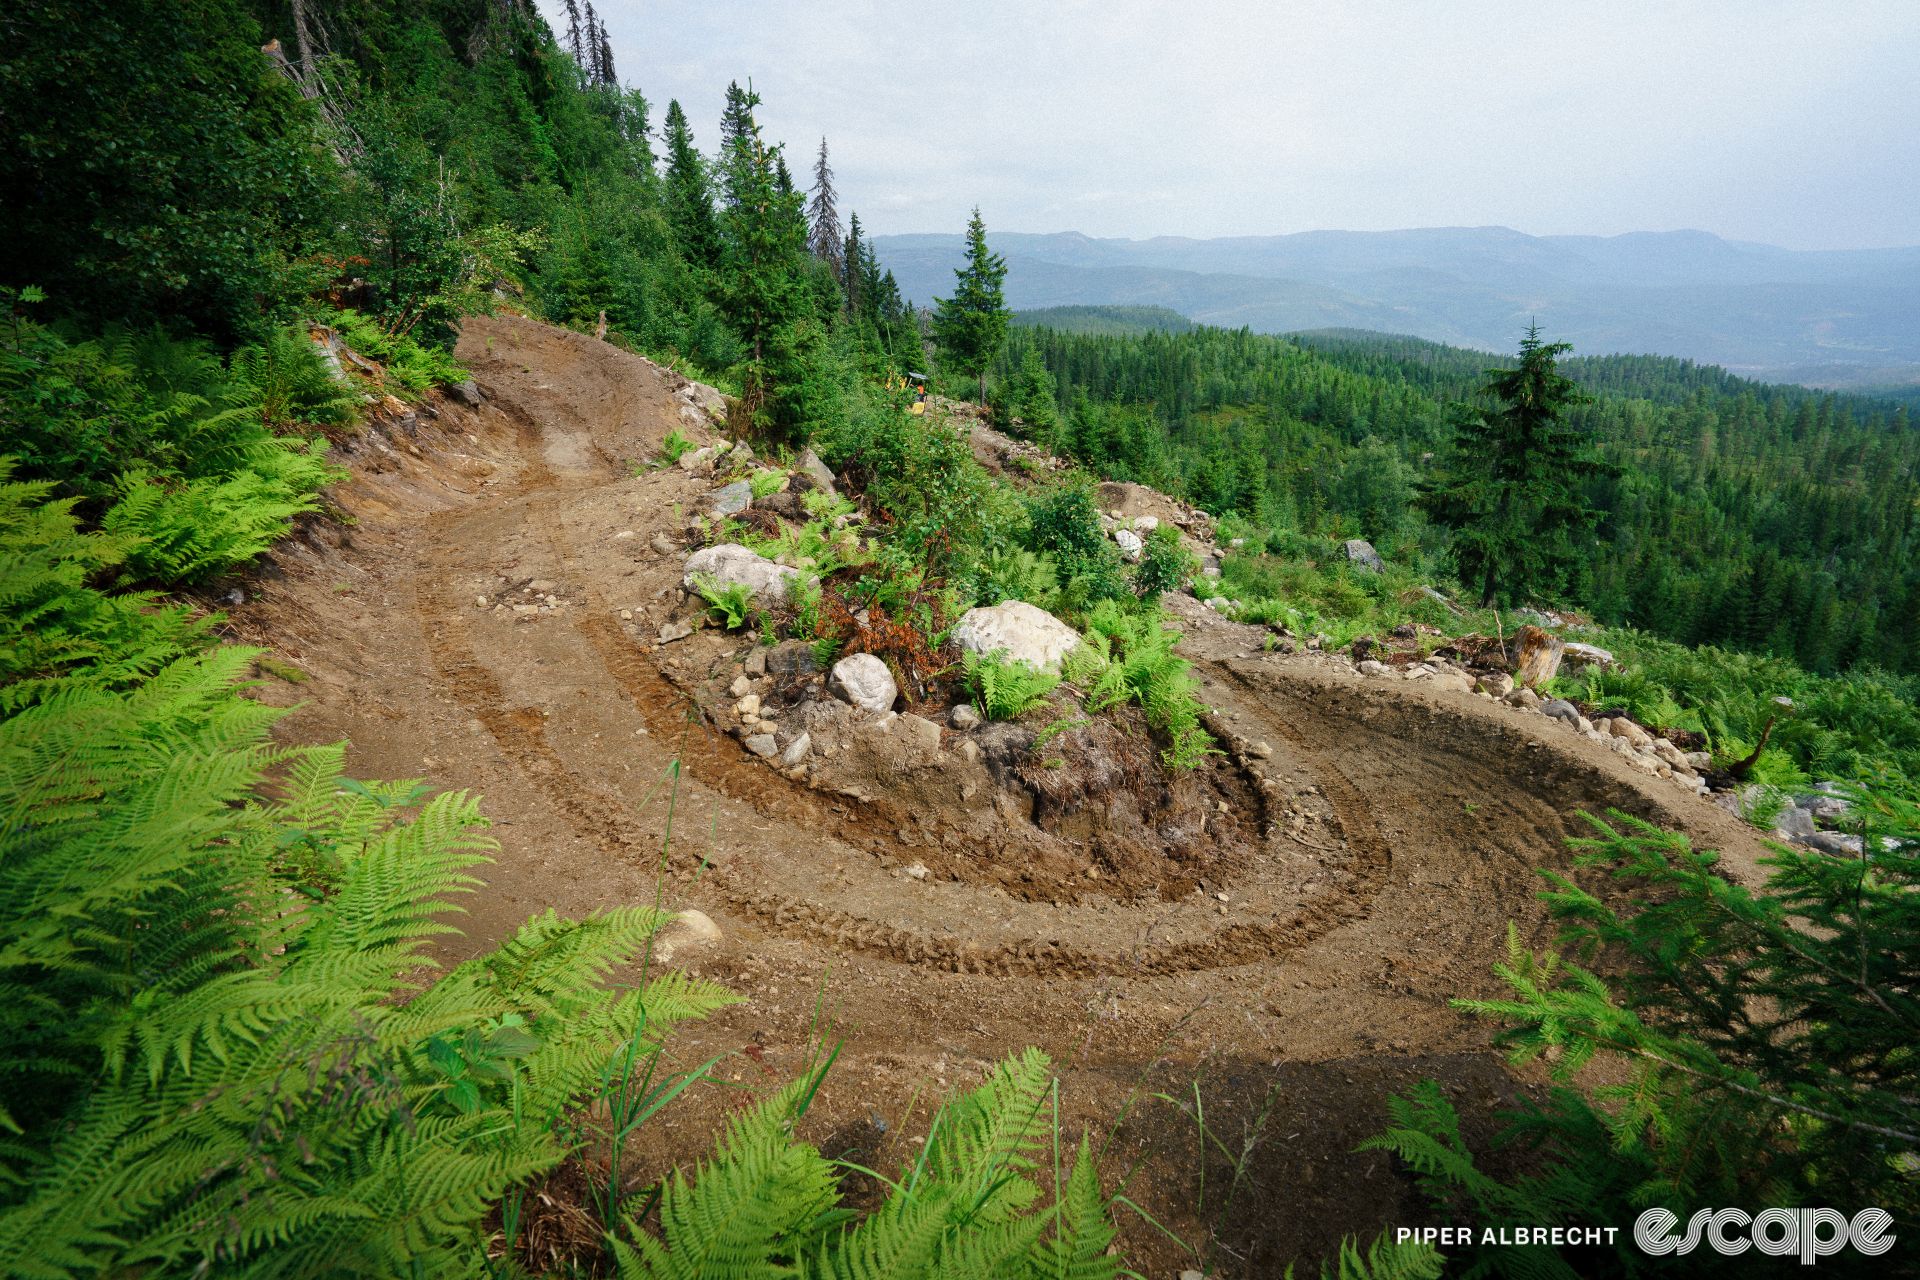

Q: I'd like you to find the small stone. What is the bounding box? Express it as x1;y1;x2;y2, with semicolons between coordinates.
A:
651;531;680;555
735;694;761;718
709;480;753;517
658;620;693;644
652;909;723;964
614;530;637;540
1357;659;1392;677
1541;698;1580;724
1506;686;1542;710
730;675;753;697
744;733;778;758
903;862;929;880
780;731;812;768
1476;672;1515;698
619;608;633;621
1248;740;1273;759
949;703;982;730
744;647;768;677
474;594;489;608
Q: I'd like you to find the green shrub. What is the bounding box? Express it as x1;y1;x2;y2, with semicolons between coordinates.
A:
748;468;786;500
962;648;1060;720
692;574;757;630
102;436;338;584
615;1048;1125;1280
330;308;469;397
1133;523;1192;600
1066;602;1216;770
1025;482;1127;612
228;324;358;430
659;426;694;465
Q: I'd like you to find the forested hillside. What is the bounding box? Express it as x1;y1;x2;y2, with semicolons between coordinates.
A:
991;323;1920;674
3;2;1916;1275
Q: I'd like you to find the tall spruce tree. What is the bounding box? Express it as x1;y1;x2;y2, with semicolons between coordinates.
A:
1420;325;1609;606
807;138;844;279
661;100;721;272
933;207;1010;402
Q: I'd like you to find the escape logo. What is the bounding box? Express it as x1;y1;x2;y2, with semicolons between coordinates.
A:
1634;1207;1897;1264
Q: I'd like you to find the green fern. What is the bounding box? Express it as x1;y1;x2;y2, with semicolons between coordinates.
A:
961;649;1060;721
692;574;758;631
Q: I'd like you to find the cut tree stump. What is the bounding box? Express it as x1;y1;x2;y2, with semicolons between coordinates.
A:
1511;625;1565;688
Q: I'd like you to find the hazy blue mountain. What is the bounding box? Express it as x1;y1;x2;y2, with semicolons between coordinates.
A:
875;227;1920;388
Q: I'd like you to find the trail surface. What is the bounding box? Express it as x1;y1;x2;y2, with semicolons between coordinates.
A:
237;315;1774;1272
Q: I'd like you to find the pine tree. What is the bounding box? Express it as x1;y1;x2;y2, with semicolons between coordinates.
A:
1419;325;1610;606
561;0;584;67
807;137;844;280
582;2;603;85
661;100;721;272
595;14;616;86
933;207;1011;403
842;211;865;315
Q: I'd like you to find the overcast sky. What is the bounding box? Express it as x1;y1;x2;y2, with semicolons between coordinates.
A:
548;1;1920;250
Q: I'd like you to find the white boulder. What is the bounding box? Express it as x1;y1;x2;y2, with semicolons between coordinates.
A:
683;543;803;602
949;600;1082;674
829;653;898;714
1114;528;1144;562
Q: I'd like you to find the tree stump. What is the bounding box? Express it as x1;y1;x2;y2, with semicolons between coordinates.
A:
1511;625;1565;688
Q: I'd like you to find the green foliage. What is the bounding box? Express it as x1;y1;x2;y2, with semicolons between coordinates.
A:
616;1048;1123;1280
229;325;359;430
0;0;341;339
692;575;758;631
1063;603;1215;770
329;308;470;398
1368;806;1920;1275
661;427;695;465
1133;524;1193;600
0;469;212;711
1420;326;1611;606
962;649;1061;721
102;441;336;584
1026;482;1128;612
933;208;1012;400
0;476;739;1271
749;468;787;500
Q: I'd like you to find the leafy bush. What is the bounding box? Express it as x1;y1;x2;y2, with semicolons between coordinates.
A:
329;308;470;398
229;324;359;430
691;574;757;630
659;426;694;465
1366;806;1920;1276
748;467;786;499
1025;481;1127;613
616;1048;1124;1280
962;649;1060;721
1133;523;1192;600
1065;602;1215;769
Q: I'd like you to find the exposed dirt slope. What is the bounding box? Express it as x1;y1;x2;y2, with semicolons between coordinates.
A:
231;314;1776;1274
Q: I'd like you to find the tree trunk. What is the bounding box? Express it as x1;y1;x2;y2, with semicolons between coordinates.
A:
1511;625;1565;688
977;370;987;405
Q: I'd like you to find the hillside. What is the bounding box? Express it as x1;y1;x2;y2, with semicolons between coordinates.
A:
877;226;1920;387
1012;304;1195;335
4;1;1917;1275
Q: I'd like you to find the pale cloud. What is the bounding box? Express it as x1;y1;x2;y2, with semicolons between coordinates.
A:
549;1;1920;249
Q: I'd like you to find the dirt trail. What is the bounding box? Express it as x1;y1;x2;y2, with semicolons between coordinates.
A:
234;314;1777;1274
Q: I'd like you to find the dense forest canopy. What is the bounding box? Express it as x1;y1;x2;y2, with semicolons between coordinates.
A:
990;321;1920;674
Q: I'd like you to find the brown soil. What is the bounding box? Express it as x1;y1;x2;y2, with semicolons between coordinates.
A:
228;314;1778;1276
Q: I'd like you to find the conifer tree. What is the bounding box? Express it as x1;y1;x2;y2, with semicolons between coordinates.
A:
807;138;844;280
561;0;584;66
842;211;865;315
1419;325;1609;606
933;207;1011;402
661;100;721;272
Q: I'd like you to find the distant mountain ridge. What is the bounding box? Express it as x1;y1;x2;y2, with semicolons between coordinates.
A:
875;227;1920;389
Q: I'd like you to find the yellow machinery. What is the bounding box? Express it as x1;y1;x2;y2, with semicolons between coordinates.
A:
887;371;929;414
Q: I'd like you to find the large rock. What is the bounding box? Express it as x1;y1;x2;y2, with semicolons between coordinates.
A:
829;653;898;714
652;909;724;964
798;448;837;493
1341;539;1384;573
949;601;1081;674
1114;528;1144;562
1562;641;1616;670
708;480;753;517
683;544;802;602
